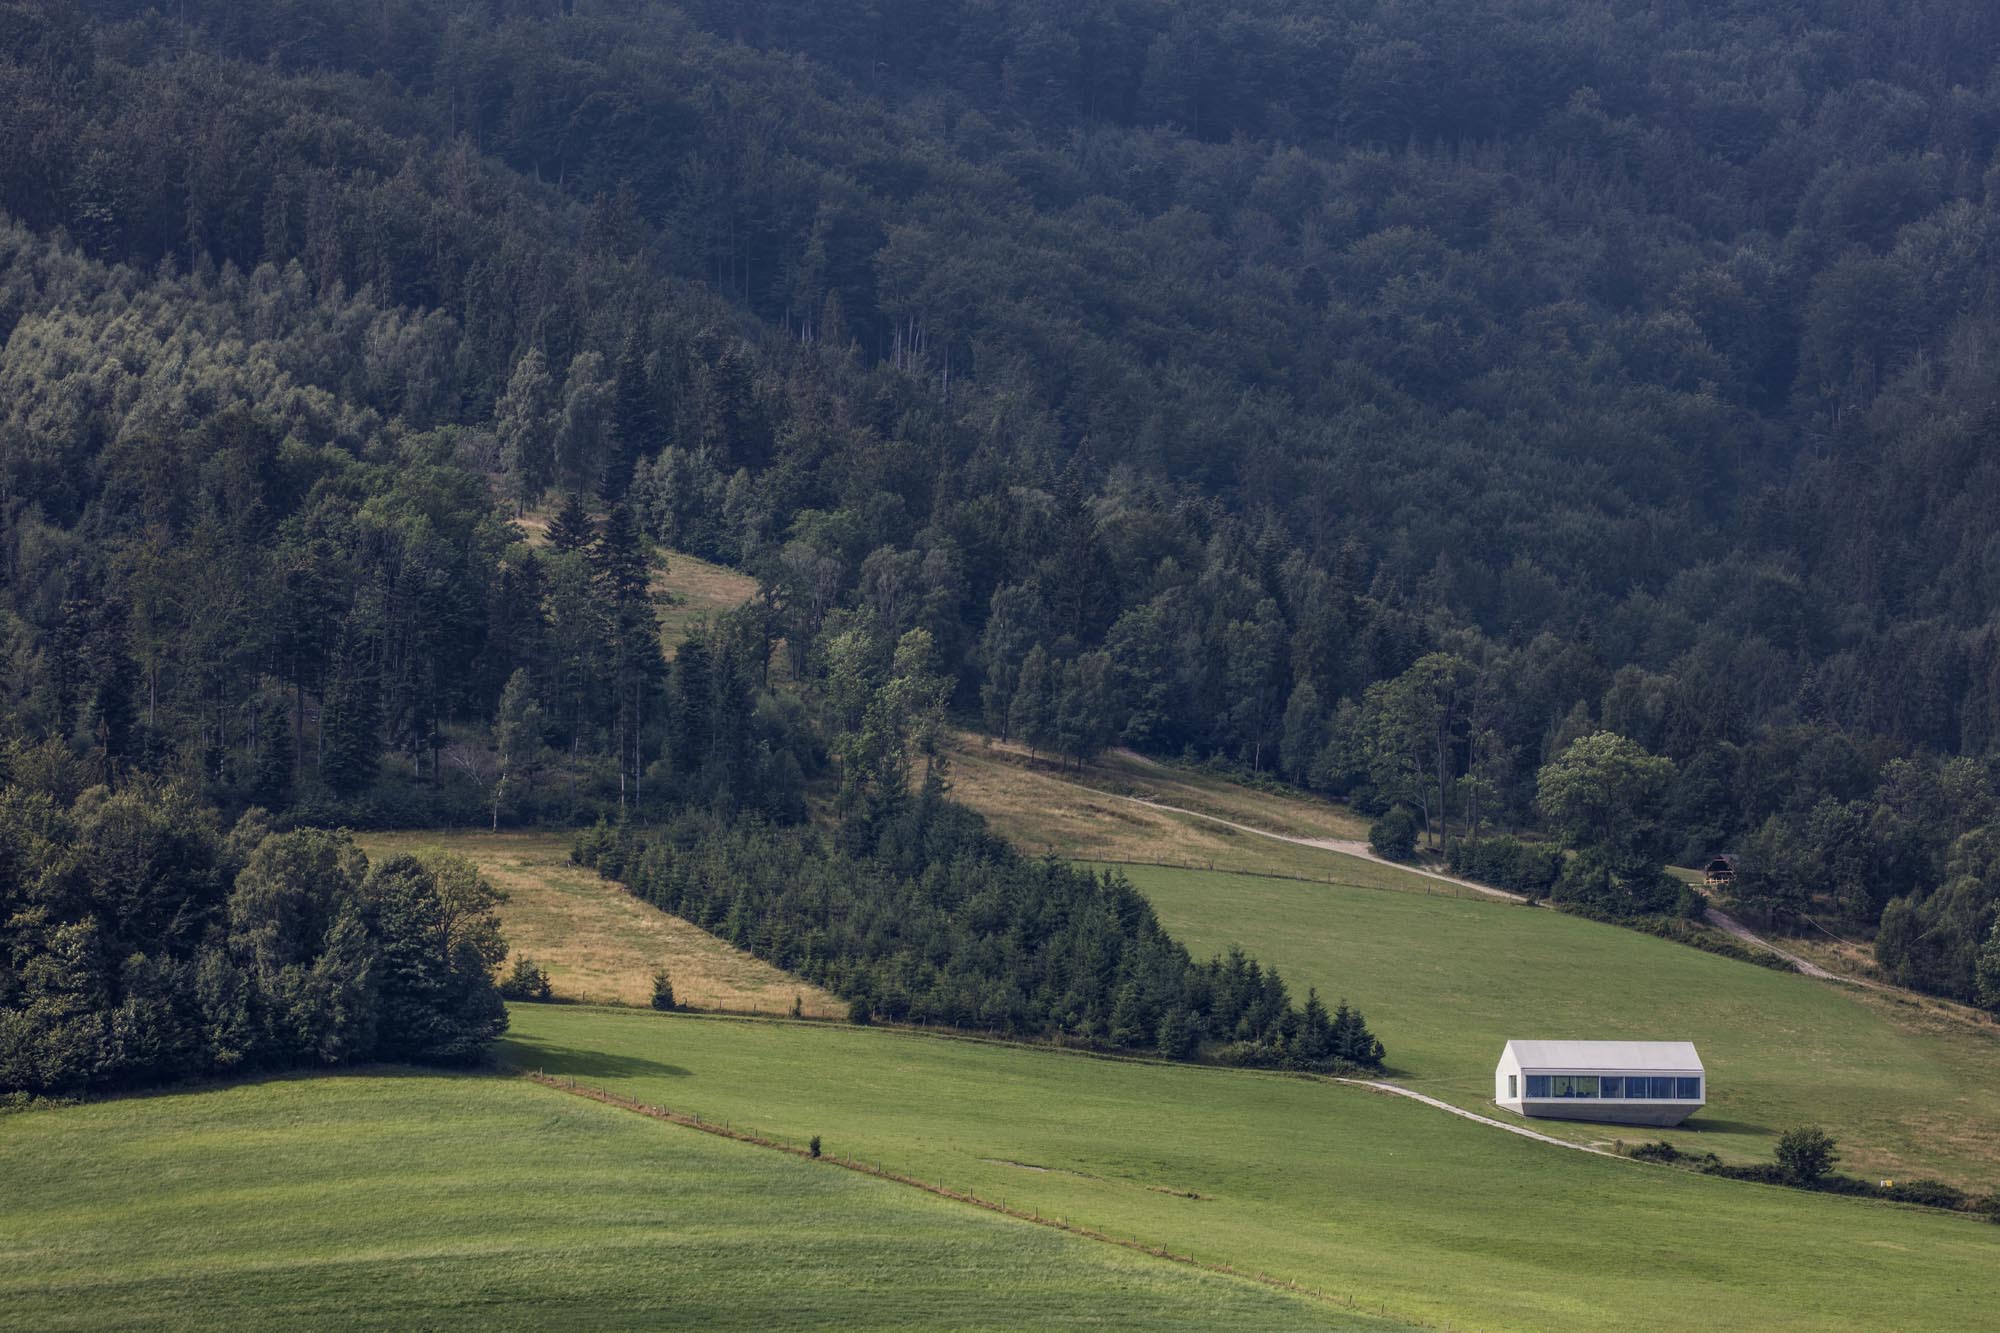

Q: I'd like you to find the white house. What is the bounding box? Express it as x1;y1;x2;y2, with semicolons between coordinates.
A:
1494;1040;1705;1127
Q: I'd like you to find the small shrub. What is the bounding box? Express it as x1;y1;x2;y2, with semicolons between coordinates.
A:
1775;1125;1839;1186
498;955;553;1002
650;969;676;1011
808;1135;822;1159
1626;1140;1721;1169
1879;1179;1967;1210
1627;1140;1684;1163
790;993;803;1019
1368;807;1420;861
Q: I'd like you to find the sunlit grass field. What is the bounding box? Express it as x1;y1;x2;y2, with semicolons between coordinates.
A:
0;1071;1363;1331
1121;863;2000;1186
502;1005;2000;1332
355;830;843;1015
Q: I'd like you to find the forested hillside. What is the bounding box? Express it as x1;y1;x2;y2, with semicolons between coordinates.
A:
3;0;2000;1008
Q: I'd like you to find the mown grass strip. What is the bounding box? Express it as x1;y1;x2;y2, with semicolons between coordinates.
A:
515;1067;1417;1326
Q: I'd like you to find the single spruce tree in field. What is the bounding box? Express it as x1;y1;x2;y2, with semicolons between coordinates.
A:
651;968;676;1011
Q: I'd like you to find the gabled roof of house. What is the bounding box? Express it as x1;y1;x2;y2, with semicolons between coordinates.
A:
1502;1040;1703;1071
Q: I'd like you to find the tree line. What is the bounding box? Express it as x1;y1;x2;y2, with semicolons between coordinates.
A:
576;796;1384;1071
0;742;510;1098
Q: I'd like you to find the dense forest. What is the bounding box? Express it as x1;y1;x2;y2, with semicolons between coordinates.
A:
0;742;510;1096
2;1;2000;1011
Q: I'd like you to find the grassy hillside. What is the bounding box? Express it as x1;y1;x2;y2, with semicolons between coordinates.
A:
1123;864;2000;1186
355;831;842;1016
501;1006;2000;1332
947;736;1477;892
0;1073;1355;1330
649;549;760;653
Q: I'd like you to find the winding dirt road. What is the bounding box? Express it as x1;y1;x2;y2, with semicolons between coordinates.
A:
1111;792;1529;901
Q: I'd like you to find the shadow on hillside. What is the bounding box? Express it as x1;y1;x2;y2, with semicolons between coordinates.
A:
505;1039;692;1081
1679;1116;1773;1136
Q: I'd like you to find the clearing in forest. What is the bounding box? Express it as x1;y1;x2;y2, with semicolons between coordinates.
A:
947;734;1472;891
512;506;758;652
356;830;841;1016
647;548;759;650
0;1072;1357;1331
1124;863;2000;1188
502;1005;2000;1333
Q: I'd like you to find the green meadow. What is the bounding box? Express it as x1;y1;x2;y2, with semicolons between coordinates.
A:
1117;864;2000;1186
0;1071;1362;1331
501;1005;2000;1332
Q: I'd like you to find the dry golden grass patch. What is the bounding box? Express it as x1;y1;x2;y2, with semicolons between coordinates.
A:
1781;934;1891;983
944;734;1462;890
650;549;759;651
355;829;842;1017
962;733;1368;840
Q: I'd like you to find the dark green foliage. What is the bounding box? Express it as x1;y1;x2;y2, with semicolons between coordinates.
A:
1447;837;1562;897
499;956;553;1002
1546;851;1696;920
0;760;510;1097
2;0;2000;1012
1625;1141;1717;1167
363;853;509;1064
808;1134;821;1158
580;800;1383;1070
1155;1008;1198;1061
1368;808;1419;862
650;969;676;1012
1775;1126;1840;1187
546;494;597;556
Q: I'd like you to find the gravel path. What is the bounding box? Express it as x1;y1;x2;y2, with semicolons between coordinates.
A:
1334;1078;1620;1157
1111;793;1529;901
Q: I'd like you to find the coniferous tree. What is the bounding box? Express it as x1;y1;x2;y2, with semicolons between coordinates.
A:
608;327;659;498
364;851;509;1065
1009;644;1055;759
594;504;664;812
546;492;597;555
252;700;294;807
320;621;382;797
493;668;546;829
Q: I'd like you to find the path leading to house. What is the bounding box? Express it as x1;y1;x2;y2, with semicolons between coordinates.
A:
1334;1078;1620;1157
1110;793;1530;902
